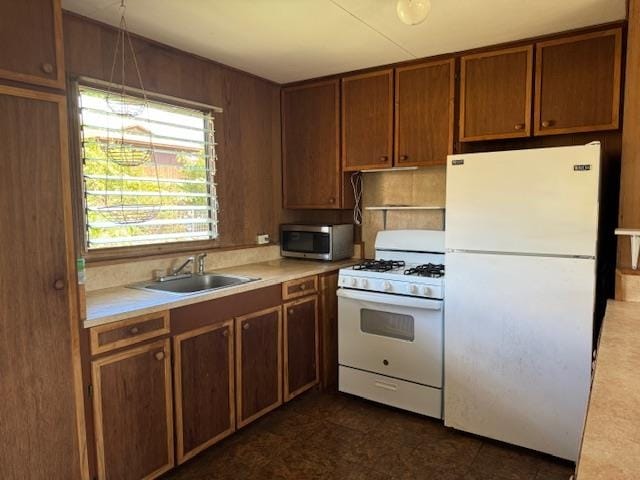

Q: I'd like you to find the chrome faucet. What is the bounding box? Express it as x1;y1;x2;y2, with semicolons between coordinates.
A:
196;253;207;275
171;256;194;276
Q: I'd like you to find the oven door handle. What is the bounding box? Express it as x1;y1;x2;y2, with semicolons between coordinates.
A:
337;288;442;310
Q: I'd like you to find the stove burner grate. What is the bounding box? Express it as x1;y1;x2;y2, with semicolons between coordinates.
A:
404;263;445;278
353;259;406;272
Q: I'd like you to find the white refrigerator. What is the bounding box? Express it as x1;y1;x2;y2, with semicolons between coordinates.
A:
443;143;600;461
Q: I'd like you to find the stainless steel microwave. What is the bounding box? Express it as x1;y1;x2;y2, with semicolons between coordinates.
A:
280;224;354;261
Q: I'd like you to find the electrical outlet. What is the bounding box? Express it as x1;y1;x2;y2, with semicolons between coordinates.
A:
257;234;270;245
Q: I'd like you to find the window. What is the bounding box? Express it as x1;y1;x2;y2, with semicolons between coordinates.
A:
78;85;218;250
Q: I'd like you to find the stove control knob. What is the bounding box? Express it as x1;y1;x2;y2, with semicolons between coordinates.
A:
350;278;359;287
361;279;369;288
383;281;393;292
422;286;431;296
409;284;419;295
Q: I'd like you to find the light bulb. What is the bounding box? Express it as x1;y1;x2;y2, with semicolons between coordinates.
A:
396;0;431;26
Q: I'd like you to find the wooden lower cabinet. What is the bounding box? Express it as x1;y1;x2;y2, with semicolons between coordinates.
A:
173;321;235;464
91;339;174;480
319;272;339;390
284;295;319;400
235;306;283;427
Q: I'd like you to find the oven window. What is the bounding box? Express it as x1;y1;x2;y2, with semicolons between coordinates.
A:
282;231;330;254
360;309;415;341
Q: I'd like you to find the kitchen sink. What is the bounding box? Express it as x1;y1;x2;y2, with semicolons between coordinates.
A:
129;273;259;295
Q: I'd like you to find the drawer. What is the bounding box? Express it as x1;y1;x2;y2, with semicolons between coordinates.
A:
90;311;170;356
339;365;442;419
282;276;318;300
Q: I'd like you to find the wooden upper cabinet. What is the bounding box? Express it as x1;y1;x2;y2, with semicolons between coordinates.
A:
91;339;174;480
173;321;235;464
395;59;455;167
0;0;65;89
535;28;622;136
282;80;341;208
235;306;282;428
460;46;533;141
342;69;394;171
284;295;319;401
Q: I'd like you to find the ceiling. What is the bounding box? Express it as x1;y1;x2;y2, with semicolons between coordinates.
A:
62;0;626;84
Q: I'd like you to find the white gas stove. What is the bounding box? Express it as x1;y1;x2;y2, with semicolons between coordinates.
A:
337;230;445;419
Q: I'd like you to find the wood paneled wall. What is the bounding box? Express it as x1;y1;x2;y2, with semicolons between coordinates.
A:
617;0;640;270
63;12;294;256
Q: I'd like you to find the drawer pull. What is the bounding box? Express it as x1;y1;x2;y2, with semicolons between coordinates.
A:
399;154;409;161
154;351;165;361
129;326;139;335
374;381;397;392
41;62;54;74
300;284;306;290
328;197;336;204
541;120;554;128
288;309;294;315
379;155;388;162
514;123;524;130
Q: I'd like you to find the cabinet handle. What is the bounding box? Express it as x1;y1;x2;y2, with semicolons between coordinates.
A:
514;123;524;130
41;63;54;74
129;326;139;335
541;120;553;128
399;155;409;161
379;155;388;162
154;351;165;361
53;279;65;291
328;197;335;204
300;283;306;290
222;329;229;337
288;309;294;315
243;323;250;331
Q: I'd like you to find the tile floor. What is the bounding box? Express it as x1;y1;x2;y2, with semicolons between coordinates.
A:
163;390;575;480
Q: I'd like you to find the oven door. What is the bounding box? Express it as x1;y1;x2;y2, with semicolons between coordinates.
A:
337;288;443;388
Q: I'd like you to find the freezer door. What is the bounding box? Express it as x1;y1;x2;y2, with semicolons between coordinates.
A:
443;252;595;461
446;144;600;257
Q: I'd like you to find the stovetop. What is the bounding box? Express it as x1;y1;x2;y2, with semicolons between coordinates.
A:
351;259;445;278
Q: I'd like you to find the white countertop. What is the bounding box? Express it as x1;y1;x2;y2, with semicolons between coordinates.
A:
85;258;357;328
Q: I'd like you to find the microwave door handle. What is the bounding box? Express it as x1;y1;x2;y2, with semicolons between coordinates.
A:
337;288;442;310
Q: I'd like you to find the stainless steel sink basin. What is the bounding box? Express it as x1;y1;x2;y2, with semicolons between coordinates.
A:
129;273;259;295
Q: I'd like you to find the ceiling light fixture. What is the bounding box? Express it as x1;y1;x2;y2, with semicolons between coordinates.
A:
396;0;431;26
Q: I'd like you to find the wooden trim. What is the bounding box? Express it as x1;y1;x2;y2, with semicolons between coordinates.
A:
281;79;342;209
235;306;283;428
534;28;623;136
91;339;174;480
89;311;170;356
393;58;456;166
173;320;235;464
283;295;319;401
341;69;394;172
0;0;66;90
459;45;534;142
282;275;319;300
0;84;90;480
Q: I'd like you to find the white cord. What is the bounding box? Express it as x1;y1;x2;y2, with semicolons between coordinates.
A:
351;172;363;225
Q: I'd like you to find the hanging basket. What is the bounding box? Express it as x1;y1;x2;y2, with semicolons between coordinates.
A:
106;93;147;117
105;141;153;167
95;204;161;225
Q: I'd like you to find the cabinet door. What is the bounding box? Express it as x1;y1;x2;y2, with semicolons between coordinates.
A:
282;80;341;208
535;28;622;135
0;0;65;88
0;86;86;479
235;306;282;427
92;339;174;480
284;295;319;400
460;46;533;141
342;69;394;171
174;321;235;464
319;272;339;390
395;59;455;167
